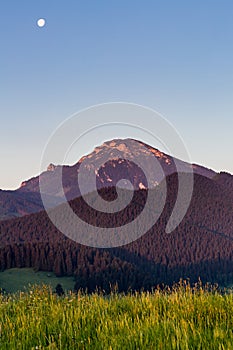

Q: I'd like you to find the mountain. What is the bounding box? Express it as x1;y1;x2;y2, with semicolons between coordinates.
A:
18;138;217;195
0;139;233;291
0;138;226;221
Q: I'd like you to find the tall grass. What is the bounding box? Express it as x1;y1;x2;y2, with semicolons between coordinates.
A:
0;281;233;349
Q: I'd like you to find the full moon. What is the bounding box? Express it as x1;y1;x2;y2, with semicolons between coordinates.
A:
37;18;46;28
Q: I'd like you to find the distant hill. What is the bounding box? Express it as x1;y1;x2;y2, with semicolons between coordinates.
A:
0;190;45;220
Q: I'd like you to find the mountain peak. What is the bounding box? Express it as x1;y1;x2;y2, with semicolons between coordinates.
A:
82;138;167;164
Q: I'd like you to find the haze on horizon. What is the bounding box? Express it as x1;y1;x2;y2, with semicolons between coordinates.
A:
1;1;233;190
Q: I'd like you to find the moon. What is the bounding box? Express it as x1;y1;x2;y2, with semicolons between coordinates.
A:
37;18;46;28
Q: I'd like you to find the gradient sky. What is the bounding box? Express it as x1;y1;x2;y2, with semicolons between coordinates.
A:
1;0;233;189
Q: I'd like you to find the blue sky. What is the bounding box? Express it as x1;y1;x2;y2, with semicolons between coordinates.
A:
1;0;233;189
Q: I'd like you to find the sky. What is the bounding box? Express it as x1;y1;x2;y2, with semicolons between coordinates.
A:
1;0;233;190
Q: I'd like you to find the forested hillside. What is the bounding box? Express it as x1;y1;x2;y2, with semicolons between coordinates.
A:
0;172;233;292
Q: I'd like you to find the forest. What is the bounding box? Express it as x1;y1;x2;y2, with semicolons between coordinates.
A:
0;172;233;292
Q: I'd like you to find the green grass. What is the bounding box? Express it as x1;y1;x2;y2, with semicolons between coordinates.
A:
0;268;74;293
0;281;233;349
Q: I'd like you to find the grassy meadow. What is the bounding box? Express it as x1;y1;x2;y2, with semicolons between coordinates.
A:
0;268;74;293
0;281;233;349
